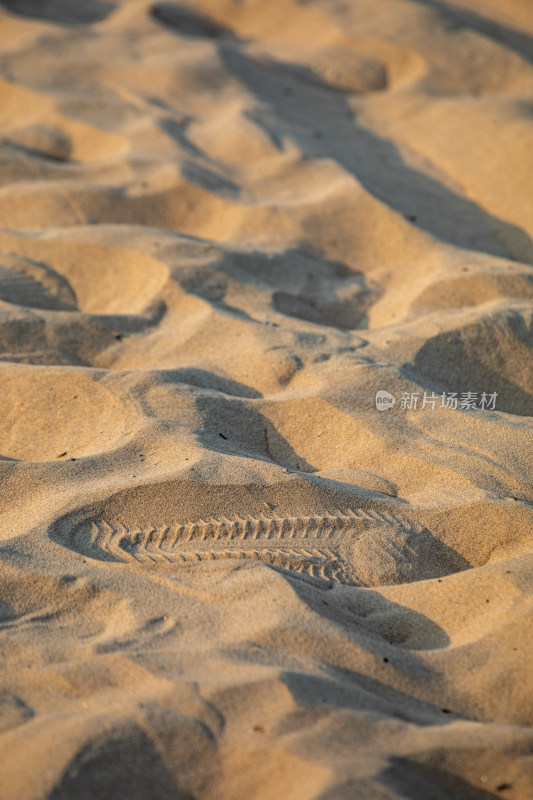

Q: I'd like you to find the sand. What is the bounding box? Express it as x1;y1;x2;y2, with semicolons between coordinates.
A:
0;0;532;797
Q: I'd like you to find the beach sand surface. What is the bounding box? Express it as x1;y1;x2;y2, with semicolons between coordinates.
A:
0;0;532;797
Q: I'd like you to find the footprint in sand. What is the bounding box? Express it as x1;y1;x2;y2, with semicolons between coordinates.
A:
0;253;78;312
51;507;467;587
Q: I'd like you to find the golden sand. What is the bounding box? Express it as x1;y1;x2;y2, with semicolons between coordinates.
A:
0;1;532;797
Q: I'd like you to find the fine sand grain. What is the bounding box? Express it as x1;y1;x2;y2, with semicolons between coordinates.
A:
0;0;532;798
